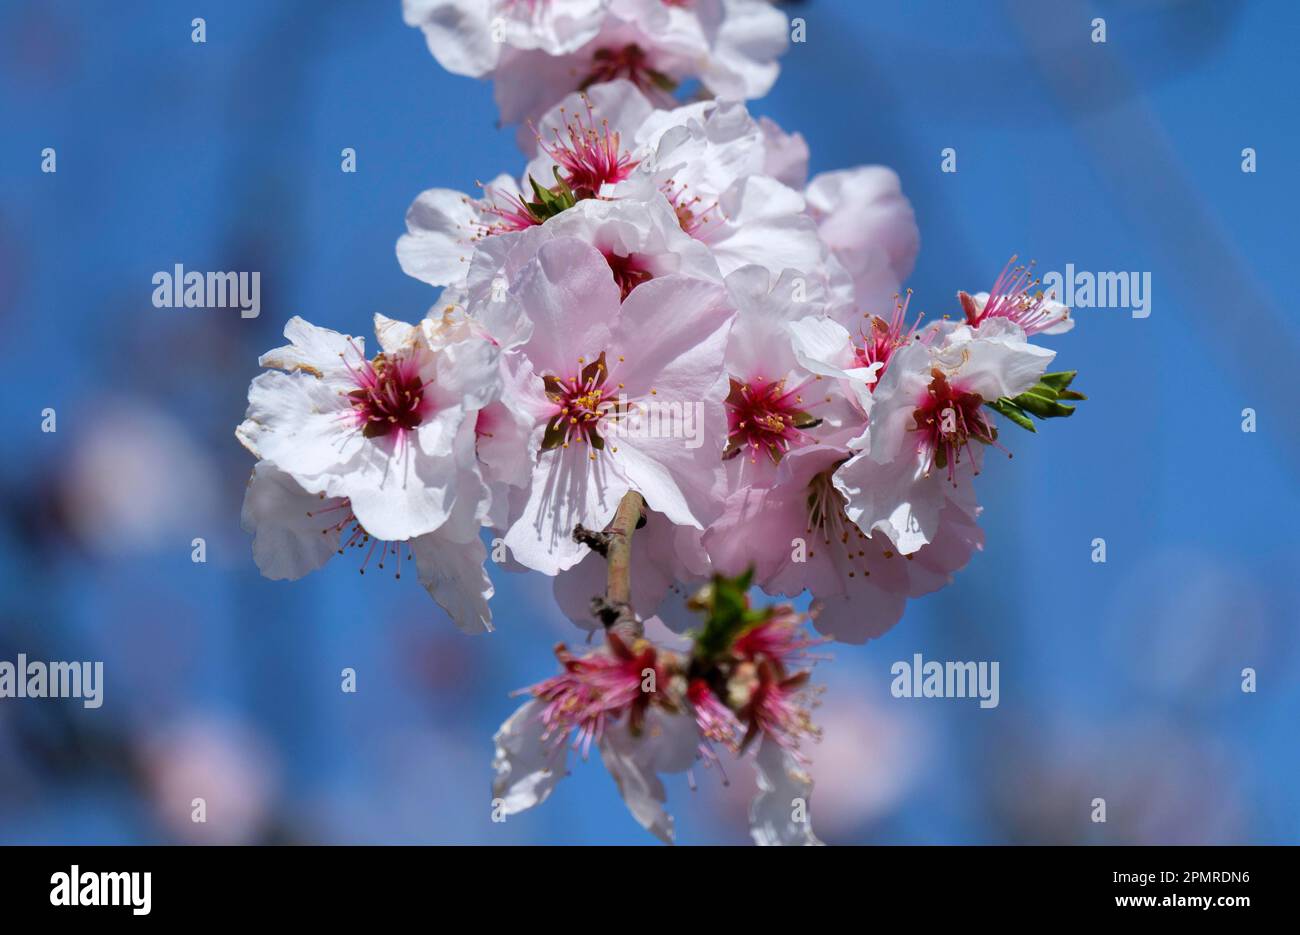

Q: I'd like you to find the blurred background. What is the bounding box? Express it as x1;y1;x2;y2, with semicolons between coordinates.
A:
1;0;1296;844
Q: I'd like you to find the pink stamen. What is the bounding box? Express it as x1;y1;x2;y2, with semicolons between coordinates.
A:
523;635;662;758
854;289;924;382
961;255;1070;335
341;341;433;442
724;376;821;465
535;96;640;198
911;368;1004;484
307;496;411;580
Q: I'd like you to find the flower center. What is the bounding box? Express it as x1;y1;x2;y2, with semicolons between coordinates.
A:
852;289;921;382
540;351;622;455
661;180;715;237
581;44;676;96
804;461;906;577
724;377;821;464
603;251;653;301
477;186;542;236
529;635;663;755
538;99;640;199
345;350;430;439
912;368;997;482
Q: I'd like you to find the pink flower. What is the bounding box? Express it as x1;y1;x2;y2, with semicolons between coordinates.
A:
497;237;733;575
534;93;642;198
804;166;920;320
406;0;790;127
493;632;700;843
464;191;722;309
688;677;742;751
703;442;984;643
526;633;665;754
834;319;1054;555
738;663;820;760
720;265;864;489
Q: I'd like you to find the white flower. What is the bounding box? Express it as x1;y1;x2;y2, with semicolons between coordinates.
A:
805;166;920;321
834;319;1055;554
719;265;863;490
529;81;831;282
495;237;733;575
398;83;841;305
466;190;722;306
402;0;606;77
408;0;789;127
492;698;699;844
237;315;498;542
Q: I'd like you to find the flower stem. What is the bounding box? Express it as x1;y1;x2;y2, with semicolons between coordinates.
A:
599;490;644;641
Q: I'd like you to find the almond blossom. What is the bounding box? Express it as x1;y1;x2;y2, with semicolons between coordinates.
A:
396;81;853;303
404;0;790;127
833;318;1056;554
236;314;502;630
494;586;826;844
235;1;1094;847
958;255;1075;336
496;237;733;575
703;442;984;643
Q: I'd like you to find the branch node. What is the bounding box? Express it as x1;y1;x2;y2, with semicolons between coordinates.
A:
573;524;611;556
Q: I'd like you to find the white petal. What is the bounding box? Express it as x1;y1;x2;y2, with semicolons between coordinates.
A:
237;370;359;479
411;530;494;634
396;187;482;288
492;699;569;814
258;316;356;380
833;449;948;555
750;738;823;846
240;462;340;581
402;0;501;77
598;708;699;844
504;444;629;575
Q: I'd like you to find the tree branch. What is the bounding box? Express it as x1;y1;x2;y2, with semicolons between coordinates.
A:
585;490;645;641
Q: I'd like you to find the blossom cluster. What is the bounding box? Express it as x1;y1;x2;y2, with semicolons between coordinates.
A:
235;0;1084;844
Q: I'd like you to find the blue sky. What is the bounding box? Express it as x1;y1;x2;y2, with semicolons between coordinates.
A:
1;0;1296;844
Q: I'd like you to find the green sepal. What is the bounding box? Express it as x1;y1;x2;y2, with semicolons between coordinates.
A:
986;371;1085;432
524;170;577;222
688;570;767;664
